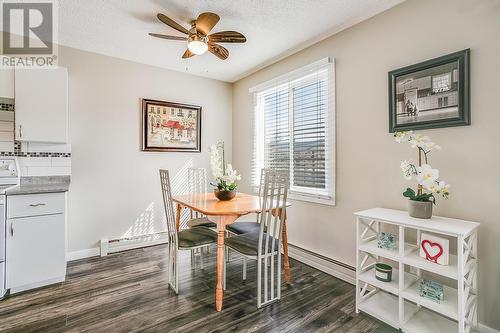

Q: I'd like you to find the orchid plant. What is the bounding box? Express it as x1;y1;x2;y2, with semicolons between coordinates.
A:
209;141;241;191
394;131;450;204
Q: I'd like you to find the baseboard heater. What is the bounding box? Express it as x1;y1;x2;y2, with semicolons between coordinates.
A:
287;243;356;284
100;231;168;256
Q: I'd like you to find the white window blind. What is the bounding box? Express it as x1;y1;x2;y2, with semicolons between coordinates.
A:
251;58;335;205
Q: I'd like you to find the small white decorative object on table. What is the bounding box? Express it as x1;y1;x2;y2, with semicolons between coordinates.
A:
355;208;479;333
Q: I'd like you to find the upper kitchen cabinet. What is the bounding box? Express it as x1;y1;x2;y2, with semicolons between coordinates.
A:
15;68;68;143
0;68;15;99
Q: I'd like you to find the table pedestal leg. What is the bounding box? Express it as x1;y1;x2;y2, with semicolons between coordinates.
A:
282;219;291;284
215;215;238;311
175;203;182;231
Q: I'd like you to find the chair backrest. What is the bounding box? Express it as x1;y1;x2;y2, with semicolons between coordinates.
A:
188;168;207;194
258;168;271;197
257;169;289;257
159;169;178;247
187;168;207;218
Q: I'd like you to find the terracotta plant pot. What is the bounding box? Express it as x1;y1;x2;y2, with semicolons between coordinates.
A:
214;189;236;201
408;200;433;219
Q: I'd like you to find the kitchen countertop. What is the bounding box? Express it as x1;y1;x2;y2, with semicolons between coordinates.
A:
6;176;70;195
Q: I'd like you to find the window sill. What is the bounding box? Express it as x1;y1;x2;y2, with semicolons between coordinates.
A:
288;192;336;206
250;186;335;206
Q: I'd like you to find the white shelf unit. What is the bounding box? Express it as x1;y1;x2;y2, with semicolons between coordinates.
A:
355;208;479;333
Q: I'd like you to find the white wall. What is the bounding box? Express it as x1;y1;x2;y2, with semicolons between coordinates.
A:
58;46;232;254
232;0;500;329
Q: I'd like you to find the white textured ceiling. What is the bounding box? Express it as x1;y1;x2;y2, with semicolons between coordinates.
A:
59;0;404;82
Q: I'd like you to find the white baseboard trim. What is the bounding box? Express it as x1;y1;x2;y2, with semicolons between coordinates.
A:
10;276;65;294
479;324;500;333
287;244;356;284
66;247;100;262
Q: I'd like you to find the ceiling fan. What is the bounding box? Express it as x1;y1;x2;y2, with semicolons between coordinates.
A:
149;12;246;60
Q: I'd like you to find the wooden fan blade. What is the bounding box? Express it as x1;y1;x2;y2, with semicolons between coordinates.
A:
149;33;187;41
195;12;220;35
157;13;189;35
182;49;195;59
208;43;229;60
209;31;246;43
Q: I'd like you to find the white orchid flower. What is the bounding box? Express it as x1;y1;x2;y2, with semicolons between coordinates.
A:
409;134;432;149
223;163;241;184
400;160;416;180
417;164;440;189
209;145;223;179
394;131;413;143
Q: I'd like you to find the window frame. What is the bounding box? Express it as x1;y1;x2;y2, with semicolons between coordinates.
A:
250;58;336;206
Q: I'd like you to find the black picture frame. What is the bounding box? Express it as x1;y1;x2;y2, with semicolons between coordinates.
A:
141;98;202;152
388;49;470;132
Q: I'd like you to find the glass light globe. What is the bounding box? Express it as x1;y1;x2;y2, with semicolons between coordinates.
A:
187;40;208;55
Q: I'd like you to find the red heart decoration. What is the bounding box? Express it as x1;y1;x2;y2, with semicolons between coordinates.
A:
421;240;443;263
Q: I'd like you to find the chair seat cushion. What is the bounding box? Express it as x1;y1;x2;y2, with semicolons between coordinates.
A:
225;232;278;257
226;221;264;235
187;216;217;228
178;227;217;249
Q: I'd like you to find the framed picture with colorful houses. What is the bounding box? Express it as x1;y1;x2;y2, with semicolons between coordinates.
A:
141;98;202;152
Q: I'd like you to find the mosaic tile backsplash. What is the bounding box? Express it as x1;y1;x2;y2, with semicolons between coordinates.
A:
0;141;71;158
0;101;15;112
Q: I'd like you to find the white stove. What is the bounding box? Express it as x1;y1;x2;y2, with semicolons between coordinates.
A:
0;157;19;298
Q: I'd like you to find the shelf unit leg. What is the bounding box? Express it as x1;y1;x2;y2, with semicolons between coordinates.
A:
398;225;404;325
472;231;478;330
458;235;465;333
355;217;360;314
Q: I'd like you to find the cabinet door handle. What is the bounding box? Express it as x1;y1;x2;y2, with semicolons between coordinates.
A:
10;223;14;237
29;203;46;207
19;125;22;138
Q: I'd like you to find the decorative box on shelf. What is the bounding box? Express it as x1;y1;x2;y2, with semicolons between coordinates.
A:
377;232;397;251
419;279;444;304
354;208;479;333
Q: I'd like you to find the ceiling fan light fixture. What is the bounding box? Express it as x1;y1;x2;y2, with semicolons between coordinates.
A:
187;35;208;55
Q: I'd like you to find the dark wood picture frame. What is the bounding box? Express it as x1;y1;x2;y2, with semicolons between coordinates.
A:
388;49;470;132
141;98;202;152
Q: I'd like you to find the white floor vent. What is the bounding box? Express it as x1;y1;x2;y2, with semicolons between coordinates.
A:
100;232;168;256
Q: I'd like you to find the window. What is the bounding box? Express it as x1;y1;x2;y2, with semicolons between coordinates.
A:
251;58;335;205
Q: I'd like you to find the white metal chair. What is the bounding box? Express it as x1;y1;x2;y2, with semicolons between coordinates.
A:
223;169;289;307
159;169;217;294
226;168;269;235
186;168;216;229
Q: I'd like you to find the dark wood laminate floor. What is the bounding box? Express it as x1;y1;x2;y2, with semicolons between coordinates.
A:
0;245;396;333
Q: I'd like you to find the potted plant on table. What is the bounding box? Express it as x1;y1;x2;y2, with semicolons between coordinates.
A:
394;131;450;219
210;141;241;201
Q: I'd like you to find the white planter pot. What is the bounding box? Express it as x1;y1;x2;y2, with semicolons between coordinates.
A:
408;200;433;219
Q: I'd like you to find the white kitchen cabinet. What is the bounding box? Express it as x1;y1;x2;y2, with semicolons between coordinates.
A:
5;193;66;293
14;68;68;143
0;68;15;99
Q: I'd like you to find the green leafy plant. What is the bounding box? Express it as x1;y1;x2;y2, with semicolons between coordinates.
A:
211;179;237;191
402;187;435;204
